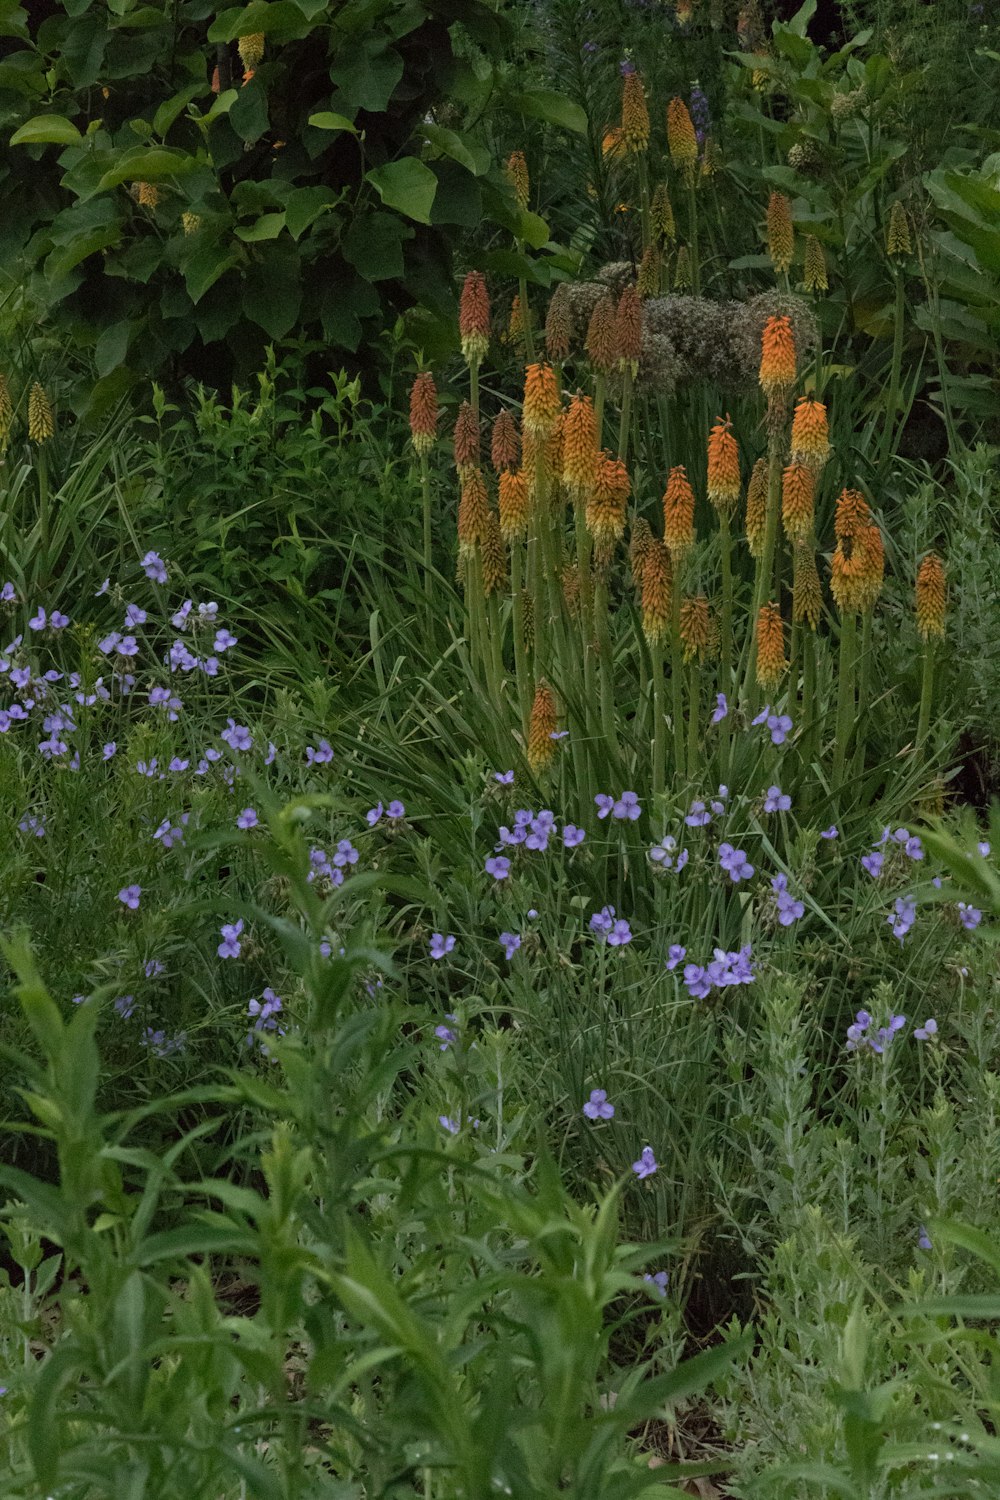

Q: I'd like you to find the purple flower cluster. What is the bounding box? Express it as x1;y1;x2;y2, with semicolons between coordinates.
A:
247;988;284;1052
771;873;804;927
649;834;688;872
589;905;633;946
495;807;585;857
846;1009;907;1053
680;945;754;999
595;790;642;821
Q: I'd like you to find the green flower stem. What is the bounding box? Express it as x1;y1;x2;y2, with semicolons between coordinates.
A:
574;503;598;804
37;446;49;583
420;453;432;604
594;575;618;750
617;367;634;463
637;153;652;253
686;660;700;778
916;638;936;749
511;544;530;733
651;639;665;799
878;267;905;472
832;611;857;789
718;509;734;699
801;628;817;766
670;581;686;783
852;610;874;778
516;238;535;363
687;179;700;296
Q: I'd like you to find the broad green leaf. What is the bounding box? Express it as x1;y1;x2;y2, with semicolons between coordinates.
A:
229;76;269;143
511;88;587;134
418;122;489;176
153;82;203;137
11;114;83;146
785;0;817;37
132;1221;256;1266
235;211;286;241
284;185;338;239
45;227;119;280
330;47;403;112
183;240;243;303
242;242;301;337
308;111;357;134
366;158;437;224
96;147;197;190
208;1;314;43
95;320;132;378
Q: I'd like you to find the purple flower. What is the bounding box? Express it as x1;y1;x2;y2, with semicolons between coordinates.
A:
118;884;141;910
332;839;358;868
589;905;616;935
171;600;192;629
144;958;165;979
499;931;521;960
0;581;15;602
387;800;405;820
563;824;585;848
125;604;147;628
904;836;925;861
366;803;383;826
221;719;252;752
525;810;555;850
711;693;728;724
607;918;633;947
821;825;839;840
595;793;615;819
583;1088;615;1120
141;550;168;584
870;1013;907;1053
683;963;712;999
845;1009;872;1051
550;729;569;741
958;902;982;931
887;895;917;944
494;769;514;785
439;1116;460;1135
214;628;237;653
666;944;687;970
685;800;712;828
650;836;688;872
51;610;69;630
114;995;135;1019
429;932;456;960
217;919;244;959
861;850;884;879
763;785;792;814
751;705;771;727
306;739;333;765
644;1270;669;1296
28;607;46;631
631;1146;658;1180
771;873;805;926
435;1014;459;1050
767;713;793;746
718;843;754;882
169;756;189;772
978;840;991;857
918;1226;933;1251
117;634;139;658
237;808;259;830
613;791;641;821
914;1018;938;1041
485;855;511;881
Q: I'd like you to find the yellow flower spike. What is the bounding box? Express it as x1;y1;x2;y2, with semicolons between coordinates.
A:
481;509;506;596
561;393;600;505
662;464;696;562
766;191;794;275
527;679;558;773
522;362;561;439
28;382;54;444
887;201;912;258
755;601;787;690
666;97;698;184
621;69;650;154
585;295;617;376
790;396;830;470
781;462;815;540
915;552;946;640
792;539;822;630
238;32;264;70
758;314;796;398
587;451;630;560
803;234;828;292
545;285;572;363
457;470;490;557
706;416;741;516
499;470;530;542
745;456;768;558
641;539;672;646
506;149;529;210
491;409;520;473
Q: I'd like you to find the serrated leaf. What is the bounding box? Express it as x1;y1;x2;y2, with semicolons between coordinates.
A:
366;158;437;224
11;113;83;146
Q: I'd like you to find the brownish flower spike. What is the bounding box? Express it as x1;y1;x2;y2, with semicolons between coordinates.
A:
481;509;506;596
803;234;828;292
680;595;713;663
491;409;520;473
457;470;490;556
499;470;530;541
527;679;558;772
545;285;572;363
615;285;642;371
792;540;822;630
459;271;490;364
409;372;438;457
587;451;631;560
585;295;618;376
637;245;661;299
673;245;692;290
745;456;768;557
915;553;946;639
453;401;480;477
629;517;653;592
667;97;698;182
642;540;673;646
0;374;12;447
781;462;815;540
651;182;676;244
621;70;650;153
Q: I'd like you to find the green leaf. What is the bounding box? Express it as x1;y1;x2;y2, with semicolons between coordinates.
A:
229;76;269;144
235;211;286;242
418;121;489;176
283;185;338;239
343;210;409;282
11;114;84;146
153;82;203;138
184;240;243;303
307;111;357;134
132;1221;256;1266
330;47;403;112
429;159;482;228
785;0;817;37
45;226;120;280
366;158;437;225
208;1;314;43
242;242;301;337
511;88;587;134
96;147;197;190
95;320;132;377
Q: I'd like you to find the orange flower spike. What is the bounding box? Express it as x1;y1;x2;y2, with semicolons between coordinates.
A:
457;470;490;556
459;270;490;364
755;602;787;690
629;517;654;592
662;464;696;562
706;416;741;516
834;487;871;540
491;409;520;473
781;462;815;540
453;401;480;477
585;295;618;376
666;97;698;182
915;553;946;640
679;595;713;663
790;396;830;470
561;393;600;504
766;191;794;274
522;362;561;439
641;540;673;646
527;679;559;772
621;69;650;153
615;285;642;372
545;285;572;363
859;522;885;611
759;314;796;398
587;451;630;556
499;470;530;542
409;372;438;457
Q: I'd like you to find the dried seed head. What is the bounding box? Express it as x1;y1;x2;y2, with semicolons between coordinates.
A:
481;509;506;596
755;602;787;690
28;382;54;444
621;70;650;153
409;372;438;456
499;470;530;541
667;97;698;182
491;409;520;473
781;462;815;540
562;393;600;504
886;200;912;258
457;470;491;557
651;182;676;244
615;285;642;370
745;457;768;557
759;315;796;398
915;553;946;640
641;539;673;646
663;464;696;562
790;396;830;470
706;416;740;515
545;284;573;363
459;271;490;364
506;149;529;209
679;594;713;663
527;679;558;772
766;191;794;274
453;401;480;477
792;539;822;630
585;294;618;375
803;234;828;292
522;362;561;439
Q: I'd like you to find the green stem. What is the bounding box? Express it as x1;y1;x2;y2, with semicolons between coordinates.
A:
832;612;857;790
686;661;700;778
852;610;873;778
916;639;936;749
37;447;49;583
745;431;784;705
687;179;700;296
719;509;734;699
574;503;597;807
617;367;633;463
801;628;816;767
511;544;530;733
651;640;665;799
420;454;432;602
670;582;686;783
637;153;652;253
517;238;535;363
594;575;618;751
878;268;905;471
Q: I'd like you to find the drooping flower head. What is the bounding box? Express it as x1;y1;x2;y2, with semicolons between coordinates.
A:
667;97;698;182
745;456;768;558
790;396;830;470
491;409;520;473
527;679;558;773
621;69;650;153
766;191;794;274
662;464;696;562
781;462;815;540
706;416;740;516
755;601;787;690
459;270;490;364
915;553;946;640
409;372;438;457
759;315;796;399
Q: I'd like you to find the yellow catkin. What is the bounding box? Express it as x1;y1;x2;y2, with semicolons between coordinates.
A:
766;191;794;275
781;462;815;540
27;382;54;444
499;470;530;541
706;416;741;515
481;509;506;596
915;553;946;640
621;69;650;152
459;270;490;364
667;97;698;183
673;245;692;290
755;602;787;690
453;401;480;477
615;284;642;371
641;539;673;646
886;200;912;258
561;393;600;504
506;149;529;209
585;294;618;375
409;372;438;457
527;680;558;772
0;375;12;446
181;211;201;235
679;595;713;663
792;539;822;630
545;285;572;363
803;234;828;292
137;181;160;209
630;517;653;592
745;456;768;558
758;314;796;398
587;451;630;560
491;409;520;473
522;362;561;439
663;464;696;561
637;244;661;298
651;181;676;243
790;396;830;470
457;470;491;557
238;32;264;70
